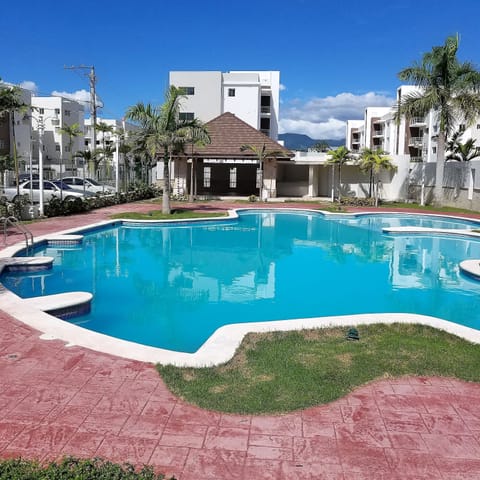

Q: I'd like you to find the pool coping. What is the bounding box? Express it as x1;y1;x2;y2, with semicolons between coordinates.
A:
2;207;480;367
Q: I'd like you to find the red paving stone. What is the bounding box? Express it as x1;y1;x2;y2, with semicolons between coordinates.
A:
1;201;480;478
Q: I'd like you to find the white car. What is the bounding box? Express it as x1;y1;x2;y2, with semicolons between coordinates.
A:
2;180;87;203
60;177;115;194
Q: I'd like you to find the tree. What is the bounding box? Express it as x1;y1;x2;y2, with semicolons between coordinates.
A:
446;131;480;201
325;146;351;201
240;143;284;200
0;80;29;194
0;154;14;190
95;121;115;180
58;122;82;185
396;34;480;204
359;149;397;206
184;126;211;202
126;86;209;214
311;141;330;152
74;150;97;188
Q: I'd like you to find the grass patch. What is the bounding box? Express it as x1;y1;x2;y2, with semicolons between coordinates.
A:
380;202;480;215
157;323;480;414
110;209;227;220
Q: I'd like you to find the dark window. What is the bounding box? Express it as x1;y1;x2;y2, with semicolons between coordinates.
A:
180;86;195;95
260;118;270;129
228;88;235;97
179;112;194;121
261;96;271;106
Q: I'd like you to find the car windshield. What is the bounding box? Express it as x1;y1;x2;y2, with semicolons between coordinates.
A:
85;178;101;186
52;181;73;190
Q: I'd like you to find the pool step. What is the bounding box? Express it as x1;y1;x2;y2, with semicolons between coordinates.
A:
22;292;93;320
45;234;83;246
459;260;480;280
0;256;54;273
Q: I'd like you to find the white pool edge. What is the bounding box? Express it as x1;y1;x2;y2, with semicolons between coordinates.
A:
2;207;480;367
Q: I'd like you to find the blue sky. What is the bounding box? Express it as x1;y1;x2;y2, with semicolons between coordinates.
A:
2;0;480;139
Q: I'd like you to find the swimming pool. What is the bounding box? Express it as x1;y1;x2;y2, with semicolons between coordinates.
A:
2;209;480;354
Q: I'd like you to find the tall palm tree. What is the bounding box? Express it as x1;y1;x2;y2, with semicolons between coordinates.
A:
396;34;480;204
359;149;397;206
240;143;284;200
326;146;351;201
126;86;208;213
359;147;382;198
184;126;211;201
74;150;97;191
95;121;115;181
0;81;29;194
446;133;480;201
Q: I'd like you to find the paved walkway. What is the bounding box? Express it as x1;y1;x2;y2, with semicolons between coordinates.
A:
1;200;480;479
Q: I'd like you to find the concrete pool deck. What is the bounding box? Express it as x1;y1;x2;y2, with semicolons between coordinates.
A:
1;200;480;478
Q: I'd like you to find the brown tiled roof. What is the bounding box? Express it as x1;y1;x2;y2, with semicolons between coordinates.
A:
192;112;293;159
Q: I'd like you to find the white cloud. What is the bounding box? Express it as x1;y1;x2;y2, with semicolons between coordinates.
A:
279;83;286;91
280;91;395;139
51;89;103;108
19;80;38;94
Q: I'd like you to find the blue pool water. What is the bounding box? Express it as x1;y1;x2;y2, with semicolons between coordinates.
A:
2;210;480;353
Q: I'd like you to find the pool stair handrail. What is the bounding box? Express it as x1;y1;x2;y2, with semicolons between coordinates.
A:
1;216;34;253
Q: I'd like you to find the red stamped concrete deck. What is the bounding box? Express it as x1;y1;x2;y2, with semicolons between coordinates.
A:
1;201;480;479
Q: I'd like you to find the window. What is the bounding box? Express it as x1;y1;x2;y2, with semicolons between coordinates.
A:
203;166;211;188
229;168;237;188
55;144;60;151
432;146;437;154
55;108;60;115
64;110;71;117
65;145;71;152
179;112;194;121
477;124;480;129
180;86;195;95
228;88;235;97
39;108;45;114
0;139;5;149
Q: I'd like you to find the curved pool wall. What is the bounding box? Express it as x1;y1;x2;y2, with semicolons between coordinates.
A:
2;208;480;366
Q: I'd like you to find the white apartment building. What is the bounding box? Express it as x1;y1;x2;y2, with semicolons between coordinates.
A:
169;70;280;140
345;85;480;206
31;96;84;177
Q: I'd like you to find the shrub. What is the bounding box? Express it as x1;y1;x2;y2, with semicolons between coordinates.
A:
0;456;174;479
339;196;376;207
248;194;257;202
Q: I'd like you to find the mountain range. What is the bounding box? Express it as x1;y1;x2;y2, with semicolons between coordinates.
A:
278;133;345;151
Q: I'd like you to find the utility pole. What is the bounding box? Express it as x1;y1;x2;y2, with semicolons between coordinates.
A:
64;65;97;176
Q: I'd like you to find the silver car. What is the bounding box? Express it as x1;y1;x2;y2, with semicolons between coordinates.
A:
2;180;87;203
60;177;115;194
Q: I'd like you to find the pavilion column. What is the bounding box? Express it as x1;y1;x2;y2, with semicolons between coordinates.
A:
263;159;277;199
308;165;319;197
173;157;188;196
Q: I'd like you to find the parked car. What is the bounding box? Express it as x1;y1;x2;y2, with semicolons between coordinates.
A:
60;177;115;194
1;180;87;203
51;180;96;198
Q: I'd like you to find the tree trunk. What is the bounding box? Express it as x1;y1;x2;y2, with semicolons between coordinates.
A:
375;177;379;207
433;132;446;205
162;151;171;214
338;164;342;201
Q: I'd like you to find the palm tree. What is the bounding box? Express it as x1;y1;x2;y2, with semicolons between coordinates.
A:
126;86;208;214
396;34;480;204
58;122;82;182
95;122;115;181
74;150;97;191
0;81;29;194
446;132;480;201
359;147;382;198
184;126;211;201
0;154;14;190
359;149;397;206
326;146;351;201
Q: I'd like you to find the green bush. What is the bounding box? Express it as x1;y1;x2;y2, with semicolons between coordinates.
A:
339;196;376;207
0;456;175;479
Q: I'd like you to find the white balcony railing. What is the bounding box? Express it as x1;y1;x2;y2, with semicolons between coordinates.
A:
408;136;424;147
410;116;426;126
261;106;271;114
410;156;424;163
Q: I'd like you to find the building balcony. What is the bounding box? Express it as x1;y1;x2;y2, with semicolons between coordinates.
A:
410;156;425;163
372;130;384;137
410;116;426;126
408;136;424;147
260;106;271;114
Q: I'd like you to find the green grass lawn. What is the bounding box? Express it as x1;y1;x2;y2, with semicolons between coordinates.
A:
157;323;480;414
380;201;480;215
110;209;227;220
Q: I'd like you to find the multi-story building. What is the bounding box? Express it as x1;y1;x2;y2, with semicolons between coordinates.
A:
169;70;280;140
31;96;84;178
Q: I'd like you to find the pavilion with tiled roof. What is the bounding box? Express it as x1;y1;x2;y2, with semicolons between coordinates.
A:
173;112;294;198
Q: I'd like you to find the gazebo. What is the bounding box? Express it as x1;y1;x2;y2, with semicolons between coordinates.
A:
172;112;294;199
